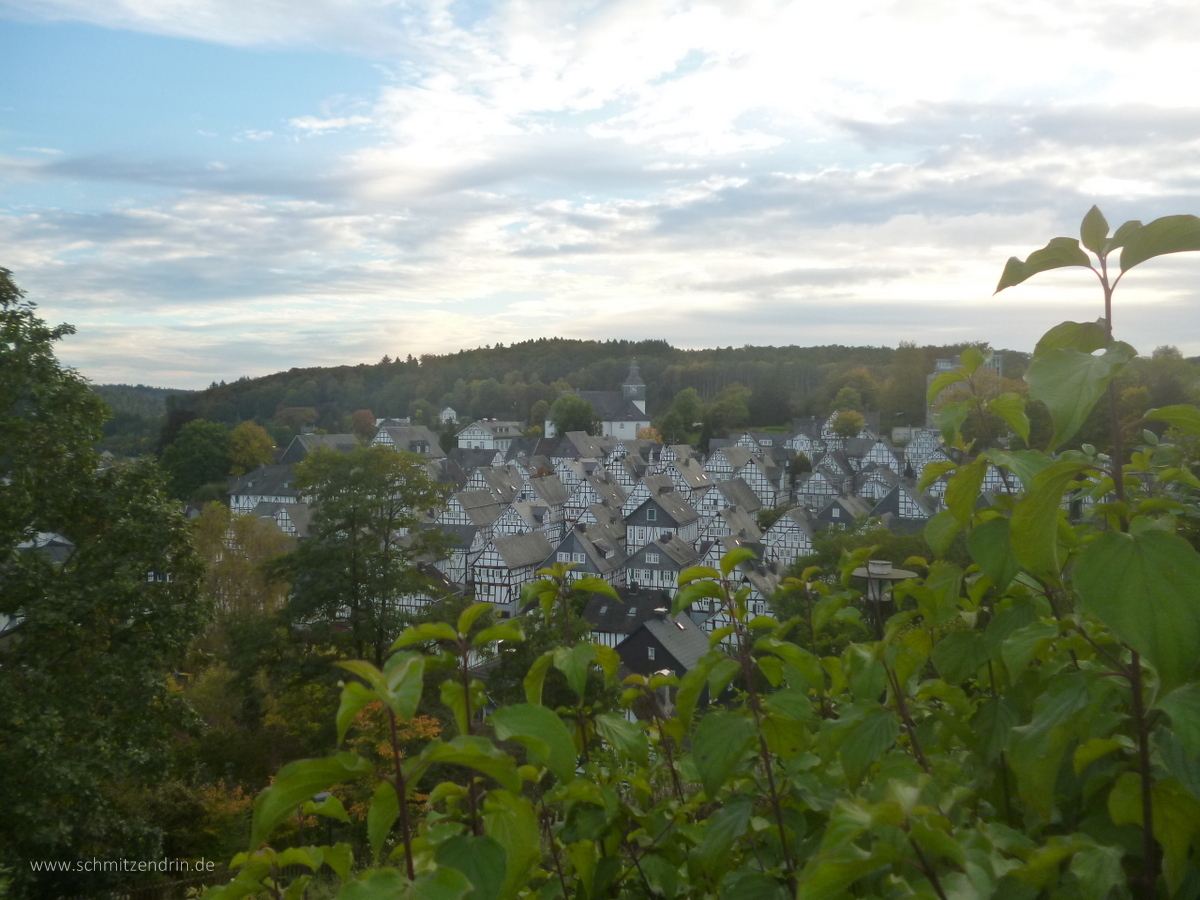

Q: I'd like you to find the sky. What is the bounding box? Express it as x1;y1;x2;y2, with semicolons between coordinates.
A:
4;0;1200;389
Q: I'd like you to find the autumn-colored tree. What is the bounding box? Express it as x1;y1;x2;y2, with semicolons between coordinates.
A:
829;409;865;438
635;425;663;442
831;386;863;412
192;502;295;633
228;421;276;476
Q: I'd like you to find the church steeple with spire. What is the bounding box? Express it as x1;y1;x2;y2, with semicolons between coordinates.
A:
622;359;646;414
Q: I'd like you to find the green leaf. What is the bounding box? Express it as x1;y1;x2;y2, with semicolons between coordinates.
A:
413;869;475;900
324;843;353;883
693;795;754;878
1075;530;1200;692
421;736;521;792
1009;458;1089;580
692;711;757;798
1000;620;1058;680
972;697;1020;762
481;790;541;900
593;712;649;765
393;622;458;648
927;368;967;407
491;704;577;782
985;448;1055;492
961;345;987;375
435;835;507;900
457;602;492;637
334;869;408;900
573;575;619;599
471;624;524;648
924;510;962;559
336;681;377;745
522;651;554;706
1157;684;1200;757
1080;205;1109;255
678;565;721;585
553;643;596;700
672;578;726;615
945;457;987;525
987;393;1030;444
932;630;988;684
1108;218;1143;252
1146;404;1200;439
250;753;373;848
1034;319;1108;357
707;656;741;699
934;398;972;444
720;546;757;576
1110;774;1200;896
1026;342;1136;450
996;236;1093;293
382;652;425;720
918;459;957;493
968;515;1019;590
720;869;788;900
1119;213;1200;272
367;780;398;863
839;706;899;786
1069;843;1125;900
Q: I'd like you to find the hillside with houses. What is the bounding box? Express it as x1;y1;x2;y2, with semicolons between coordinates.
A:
226;359;997;655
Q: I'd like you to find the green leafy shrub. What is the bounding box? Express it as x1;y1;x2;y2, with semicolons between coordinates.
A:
205;210;1200;900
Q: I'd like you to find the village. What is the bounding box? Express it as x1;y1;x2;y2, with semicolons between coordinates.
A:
225;359;1013;674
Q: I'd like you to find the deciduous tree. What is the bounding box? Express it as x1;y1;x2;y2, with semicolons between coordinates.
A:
279;446;449;665
0;269;209;899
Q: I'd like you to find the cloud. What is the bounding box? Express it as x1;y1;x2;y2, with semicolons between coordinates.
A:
6;0;1200;386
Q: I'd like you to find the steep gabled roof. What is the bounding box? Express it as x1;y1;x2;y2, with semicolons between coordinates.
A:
280;433;360;464
638;613;710;672
573;391;647;423
583;587;673;634
481;465;523;504
493;531;554;569
377;425;447;458
716;477;762;513
453;489;506;527
231;464;298;499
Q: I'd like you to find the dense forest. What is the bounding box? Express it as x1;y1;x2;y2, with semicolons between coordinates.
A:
100;339;1038;459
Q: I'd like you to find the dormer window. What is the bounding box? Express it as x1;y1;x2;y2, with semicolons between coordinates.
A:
646;508;657;522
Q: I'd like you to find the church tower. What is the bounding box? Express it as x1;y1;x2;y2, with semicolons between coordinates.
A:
622;359;646;414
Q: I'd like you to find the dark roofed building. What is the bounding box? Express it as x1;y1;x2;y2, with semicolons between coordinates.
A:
615;608;711;678
279;433;360;464
582;586;674;647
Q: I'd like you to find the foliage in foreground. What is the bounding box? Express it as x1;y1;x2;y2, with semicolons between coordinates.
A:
199;209;1200;900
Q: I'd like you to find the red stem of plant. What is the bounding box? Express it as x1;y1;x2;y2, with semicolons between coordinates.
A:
388;708;416;880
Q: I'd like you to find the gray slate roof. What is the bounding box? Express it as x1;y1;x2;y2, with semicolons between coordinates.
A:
493;531;554;569
716;477;762;513
279;433;360;464
640;614;711;672
231;464;299;500
583;587;674;635
572;392;647;423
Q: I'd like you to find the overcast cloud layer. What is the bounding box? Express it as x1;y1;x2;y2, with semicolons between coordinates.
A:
3;0;1200;387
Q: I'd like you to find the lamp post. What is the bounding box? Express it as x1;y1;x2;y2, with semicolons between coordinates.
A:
851;559;917;639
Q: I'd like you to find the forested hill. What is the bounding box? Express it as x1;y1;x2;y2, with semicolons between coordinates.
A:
174;337;1027;433
94;383;193;417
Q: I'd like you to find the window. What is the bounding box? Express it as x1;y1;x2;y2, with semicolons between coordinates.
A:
557;551;570;562
646;508;657;522
573;552;586;564
598;605;608;615
646;553;659;564
831;507;840;518
647;647;656;660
